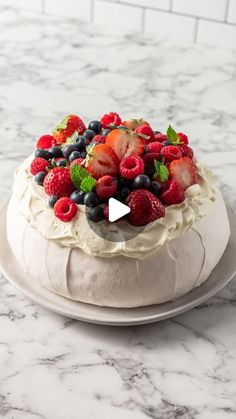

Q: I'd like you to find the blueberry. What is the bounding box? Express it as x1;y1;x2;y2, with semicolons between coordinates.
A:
162;140;171;146
56;159;68;167
83;129;96;141
80;151;87;159
75;136;86;150
49;147;63;158
102;128;111;136
35;171;46;186
132;174;151;190
70;190;85;205
119;177;132;189
49;195;59;208
69;151;81;162
150;181;162;196
88;120;102;134
63;144;78;159
154;130;161;134
35;149;51;160
114;191;125;203
120;187;129;200
88;206;104;222
84;191;99;207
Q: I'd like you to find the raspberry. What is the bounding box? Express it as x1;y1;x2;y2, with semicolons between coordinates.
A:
127;189;165;226
96;175;117;199
178;132;188;145
100;112;121;129
54;197;77;222
43;167;75;197
154;133;167;142
92;135;106;144
161;145;182;162
36;135;55;150
160;180;185;205
178;144;193;159
30;158;49;175
135;124;155;143
147;142;163;153
120;155;144;180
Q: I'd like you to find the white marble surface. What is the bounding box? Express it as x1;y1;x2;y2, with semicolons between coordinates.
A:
0;5;236;419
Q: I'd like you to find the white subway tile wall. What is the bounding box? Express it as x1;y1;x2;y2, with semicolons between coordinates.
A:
197;19;236;50
1;0;236;50
45;0;92;21
228;0;236;24
93;0;143;31
144;9;196;43
172;0;227;21
121;0;170;11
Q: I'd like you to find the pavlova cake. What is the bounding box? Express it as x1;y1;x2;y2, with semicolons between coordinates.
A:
7;112;230;307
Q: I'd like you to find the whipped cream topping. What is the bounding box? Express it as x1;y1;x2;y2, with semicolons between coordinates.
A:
12;154;216;260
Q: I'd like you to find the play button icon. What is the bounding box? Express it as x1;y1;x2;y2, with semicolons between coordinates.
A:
85;195;146;243
108;198;131;222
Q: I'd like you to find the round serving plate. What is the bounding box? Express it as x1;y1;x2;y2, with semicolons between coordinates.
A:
0;201;236;326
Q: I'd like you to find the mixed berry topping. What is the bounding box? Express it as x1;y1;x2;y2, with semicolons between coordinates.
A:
30;113;198;224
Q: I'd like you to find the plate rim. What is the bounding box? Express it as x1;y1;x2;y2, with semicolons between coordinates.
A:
0;201;236;326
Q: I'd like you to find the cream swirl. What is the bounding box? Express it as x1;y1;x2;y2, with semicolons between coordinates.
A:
12;154;216;260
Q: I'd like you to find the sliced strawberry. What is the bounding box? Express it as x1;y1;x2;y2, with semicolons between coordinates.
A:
85;144;119;179
135;124;155;143
169;157;197;190
106;129;145;161
121;119;150;131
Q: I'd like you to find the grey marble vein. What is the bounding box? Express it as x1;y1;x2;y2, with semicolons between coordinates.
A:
0;5;236;419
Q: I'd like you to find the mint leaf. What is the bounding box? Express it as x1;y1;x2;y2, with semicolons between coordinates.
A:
80;176;97;193
70;164;88;189
70;164;96;191
167;125;180;144
154;160;169;182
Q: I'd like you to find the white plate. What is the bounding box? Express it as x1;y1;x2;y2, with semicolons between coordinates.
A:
0;201;236;326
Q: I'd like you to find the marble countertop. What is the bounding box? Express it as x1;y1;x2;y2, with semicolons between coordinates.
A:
1;5;236;419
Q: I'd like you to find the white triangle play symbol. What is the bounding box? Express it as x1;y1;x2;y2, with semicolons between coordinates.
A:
108;197;131;222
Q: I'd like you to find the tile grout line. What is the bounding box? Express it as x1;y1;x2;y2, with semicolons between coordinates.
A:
224;0;230;22
141;7;145;33
91;0;95;23
193;17;199;43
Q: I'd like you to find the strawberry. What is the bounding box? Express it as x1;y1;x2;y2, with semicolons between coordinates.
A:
53;115;86;144
100;112;121;129
178;132;188;145
96;175;117;199
127;189;165;226
161;145;182;162
54;197;77;222
92;135;106;144
135;124;155;143
120;155;144;180
106;129;145;161
121;119;149;131
169;157;197;190
160;180;185;205
178;144;193;159
155;133;167;142
30;158;49;175
147;142;163;153
85;144;120;179
36;135;56;149
43;167;75;197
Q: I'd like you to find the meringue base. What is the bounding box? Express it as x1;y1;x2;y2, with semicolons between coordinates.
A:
6;190;230;308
